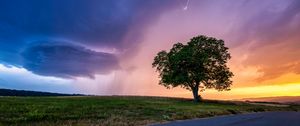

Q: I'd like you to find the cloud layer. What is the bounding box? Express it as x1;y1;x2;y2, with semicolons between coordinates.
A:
232;0;300;81
21;42;119;78
0;0;181;78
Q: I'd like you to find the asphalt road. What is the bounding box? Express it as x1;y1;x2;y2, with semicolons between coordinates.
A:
152;112;300;126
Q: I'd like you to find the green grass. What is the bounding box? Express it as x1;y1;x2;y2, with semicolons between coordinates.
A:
0;96;299;126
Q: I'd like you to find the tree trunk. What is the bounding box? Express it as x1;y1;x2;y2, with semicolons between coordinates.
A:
192;87;200;102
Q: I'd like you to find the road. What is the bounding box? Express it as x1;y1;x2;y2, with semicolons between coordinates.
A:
152;112;300;126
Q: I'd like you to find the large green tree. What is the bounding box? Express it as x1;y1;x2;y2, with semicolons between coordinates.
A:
152;35;233;102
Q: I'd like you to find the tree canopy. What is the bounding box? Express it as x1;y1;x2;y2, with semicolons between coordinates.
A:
152;35;233;102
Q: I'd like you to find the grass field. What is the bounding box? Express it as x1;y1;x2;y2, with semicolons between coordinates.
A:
0;96;299;126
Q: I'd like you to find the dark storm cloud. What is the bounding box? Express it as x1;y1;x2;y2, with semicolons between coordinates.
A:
21;42;119;78
0;0;181;78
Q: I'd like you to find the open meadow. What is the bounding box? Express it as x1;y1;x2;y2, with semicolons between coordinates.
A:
0;96;299;126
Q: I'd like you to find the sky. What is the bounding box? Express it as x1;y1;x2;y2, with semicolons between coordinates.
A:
0;0;300;100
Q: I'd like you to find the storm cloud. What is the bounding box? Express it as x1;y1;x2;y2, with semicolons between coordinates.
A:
0;0;177;47
0;0;182;78
21;42;119;78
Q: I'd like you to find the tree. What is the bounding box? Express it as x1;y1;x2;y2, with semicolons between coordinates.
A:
152;35;233;102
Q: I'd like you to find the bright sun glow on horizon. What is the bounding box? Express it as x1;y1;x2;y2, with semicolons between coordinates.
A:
205;83;300;100
168;83;300;100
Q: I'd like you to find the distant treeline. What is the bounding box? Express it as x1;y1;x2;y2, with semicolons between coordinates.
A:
0;88;84;96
